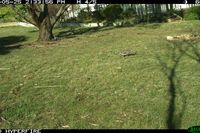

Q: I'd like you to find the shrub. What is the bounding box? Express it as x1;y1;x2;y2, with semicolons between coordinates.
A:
0;6;16;22
77;8;92;23
172;9;184;18
121;8;137;19
145;12;169;23
64;17;77;23
91;10;104;24
102;4;123;24
184;6;200;20
0;5;29;23
121;19;135;27
91;4;104;23
184;12;199;20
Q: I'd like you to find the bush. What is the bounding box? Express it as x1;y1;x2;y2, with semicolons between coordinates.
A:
121;8;137;19
64;17;77;23
77;8;92;23
91;10;104;23
184;12;199;20
144;13;169;23
0;5;29;23
121;19;135;27
184;6;200;20
91;4;104;23
102;4;123;24
172;9;184;18
0;6;16;22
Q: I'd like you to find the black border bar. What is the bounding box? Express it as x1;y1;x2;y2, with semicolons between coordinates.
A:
0;0;199;4
0;129;190;133
39;129;189;133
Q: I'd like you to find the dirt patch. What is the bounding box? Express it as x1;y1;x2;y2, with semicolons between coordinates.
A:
24;41;59;48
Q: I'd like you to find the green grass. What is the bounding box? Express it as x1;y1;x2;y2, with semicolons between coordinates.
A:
0;21;200;129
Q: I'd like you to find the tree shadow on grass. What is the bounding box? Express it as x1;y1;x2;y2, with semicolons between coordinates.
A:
156;41;189;129
180;41;200;63
28;29;38;33
157;39;200;128
0;36;27;55
135;23;162;29
56;23;162;39
56;26;115;38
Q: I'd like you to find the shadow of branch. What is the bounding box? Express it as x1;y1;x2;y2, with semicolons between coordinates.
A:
179;41;200;63
156;41;188;129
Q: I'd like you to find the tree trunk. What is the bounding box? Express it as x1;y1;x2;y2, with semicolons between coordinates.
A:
166;4;169;12
38;17;54;42
170;4;173;11
158;4;162;13
140;4;144;19
72;5;75;17
132;4;136;13
152;4;155;14
87;4;89;11
13;5;71;43
145;4;149;23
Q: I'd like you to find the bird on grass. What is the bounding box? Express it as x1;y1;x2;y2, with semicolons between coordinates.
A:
119;49;136;57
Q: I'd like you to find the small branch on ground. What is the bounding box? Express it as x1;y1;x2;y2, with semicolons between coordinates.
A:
1;117;11;125
34;85;64;88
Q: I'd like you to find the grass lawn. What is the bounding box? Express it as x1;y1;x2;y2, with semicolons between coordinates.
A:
0;21;200;129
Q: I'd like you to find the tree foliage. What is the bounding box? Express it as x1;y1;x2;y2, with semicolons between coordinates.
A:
0;6;18;22
77;7;92;23
91;5;104;25
102;4;123;23
121;8;136;19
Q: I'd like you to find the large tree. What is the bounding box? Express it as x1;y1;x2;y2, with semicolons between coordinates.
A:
12;4;71;42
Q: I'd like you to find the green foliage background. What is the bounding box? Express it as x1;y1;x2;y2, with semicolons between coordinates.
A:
184;6;200;20
0;6;16;22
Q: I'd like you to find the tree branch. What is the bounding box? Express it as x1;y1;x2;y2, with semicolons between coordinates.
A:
51;5;71;27
34;4;43;12
11;5;38;27
28;5;41;27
